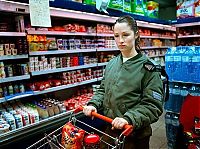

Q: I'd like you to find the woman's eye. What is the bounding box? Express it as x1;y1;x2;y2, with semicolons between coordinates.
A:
114;35;119;37
123;34;129;36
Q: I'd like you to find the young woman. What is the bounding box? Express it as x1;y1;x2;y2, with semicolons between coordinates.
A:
83;15;164;149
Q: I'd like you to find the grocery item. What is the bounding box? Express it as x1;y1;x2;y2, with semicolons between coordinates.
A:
146;1;159;18
84;134;100;149
61;122;85;149
132;0;147;16
177;0;195;19
109;0;123;10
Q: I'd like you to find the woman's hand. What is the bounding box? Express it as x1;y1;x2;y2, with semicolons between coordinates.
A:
111;117;128;130
83;105;97;119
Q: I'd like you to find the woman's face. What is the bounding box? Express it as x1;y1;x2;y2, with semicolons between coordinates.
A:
114;22;137;53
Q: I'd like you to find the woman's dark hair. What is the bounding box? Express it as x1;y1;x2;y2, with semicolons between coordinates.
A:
114;15;140;53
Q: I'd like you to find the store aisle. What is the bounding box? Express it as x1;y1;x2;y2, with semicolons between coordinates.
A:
150;112;167;149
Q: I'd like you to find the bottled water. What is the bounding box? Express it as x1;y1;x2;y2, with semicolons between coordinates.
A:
182;46;195;82
191;46;199;83
196;46;200;83
165;47;176;81
164;83;174;112
172;84;181;113
180;85;188;111
173;47;182;81
189;85;198;96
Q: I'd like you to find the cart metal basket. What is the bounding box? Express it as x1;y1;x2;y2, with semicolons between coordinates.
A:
26;106;133;149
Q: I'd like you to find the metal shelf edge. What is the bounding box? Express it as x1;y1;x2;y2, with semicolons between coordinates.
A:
27;30;96;36
0;32;26;36
29;49;97;55
0;75;30;83
0;54;28;60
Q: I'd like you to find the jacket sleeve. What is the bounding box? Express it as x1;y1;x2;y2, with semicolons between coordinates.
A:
123;71;164;130
87;74;105;110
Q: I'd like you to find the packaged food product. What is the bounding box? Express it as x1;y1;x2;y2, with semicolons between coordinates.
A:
61;122;85;149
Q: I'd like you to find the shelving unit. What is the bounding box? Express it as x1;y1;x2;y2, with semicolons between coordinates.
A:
0;75;30;83
0;0;177;146
0;54;28;60
31;63;98;76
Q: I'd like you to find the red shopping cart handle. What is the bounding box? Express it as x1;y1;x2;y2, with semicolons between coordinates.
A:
74;106;134;136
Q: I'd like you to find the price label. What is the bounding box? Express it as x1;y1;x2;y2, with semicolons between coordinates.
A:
29;0;51;27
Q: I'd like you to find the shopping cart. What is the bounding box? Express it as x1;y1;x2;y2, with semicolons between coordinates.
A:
26;106;133;149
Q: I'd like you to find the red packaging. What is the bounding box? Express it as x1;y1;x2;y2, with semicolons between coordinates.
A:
61;122;85;149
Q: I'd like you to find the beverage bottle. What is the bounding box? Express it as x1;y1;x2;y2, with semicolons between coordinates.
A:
196;46;200;83
180;85;188;111
189;85;198;96
164;82;173;112
182;46;195;82
191;46;199;83
172;84;181;113
165;47;175;81
173;46;186;81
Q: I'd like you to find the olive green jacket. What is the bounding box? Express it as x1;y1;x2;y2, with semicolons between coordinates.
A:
88;53;164;138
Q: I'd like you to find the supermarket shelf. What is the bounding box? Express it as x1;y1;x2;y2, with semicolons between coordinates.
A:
0;32;26;36
31;63;97;76
0;97;6;103
34;78;98;95
97;77;103;81
0;92;34;104
96;33;114;37
97;62;109;67
169;80;200;85
97;48;118;52
29;49;96;55
0;110;83;145
27;30;96;36
0;54;28;60
137;21;176;31
141;46;169;50
140;35;176;40
178;35;200;38
0;75;30;83
174;17;200;27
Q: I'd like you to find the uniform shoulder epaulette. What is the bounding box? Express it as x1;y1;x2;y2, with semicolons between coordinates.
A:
143;59;159;72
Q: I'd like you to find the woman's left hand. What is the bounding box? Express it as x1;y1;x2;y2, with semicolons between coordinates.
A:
111;117;128;130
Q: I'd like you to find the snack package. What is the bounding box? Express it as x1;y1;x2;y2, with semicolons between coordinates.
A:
61;122;85;149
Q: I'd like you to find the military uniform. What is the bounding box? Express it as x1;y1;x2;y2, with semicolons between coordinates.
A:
88;53;164;148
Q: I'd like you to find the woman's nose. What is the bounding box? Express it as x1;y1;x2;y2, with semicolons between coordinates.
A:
119;36;124;43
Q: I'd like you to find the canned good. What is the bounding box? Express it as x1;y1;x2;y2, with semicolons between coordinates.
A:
14;84;19;94
21;64;29;75
19;84;25;93
5;65;13;77
8;84;14;95
84;134;100;149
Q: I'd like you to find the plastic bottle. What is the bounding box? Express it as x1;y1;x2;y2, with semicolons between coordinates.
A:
164;82;173;112
173;46;186;81
165;47;176;81
182;46;195;82
180;85;188;111
191;46;199;83
172;84;181;113
195;46;200;83
189;85;198;96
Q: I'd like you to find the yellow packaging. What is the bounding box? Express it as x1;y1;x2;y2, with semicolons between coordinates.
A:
147;1;159;18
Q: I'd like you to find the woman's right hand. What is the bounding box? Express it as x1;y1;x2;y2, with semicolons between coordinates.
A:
83;105;97;118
